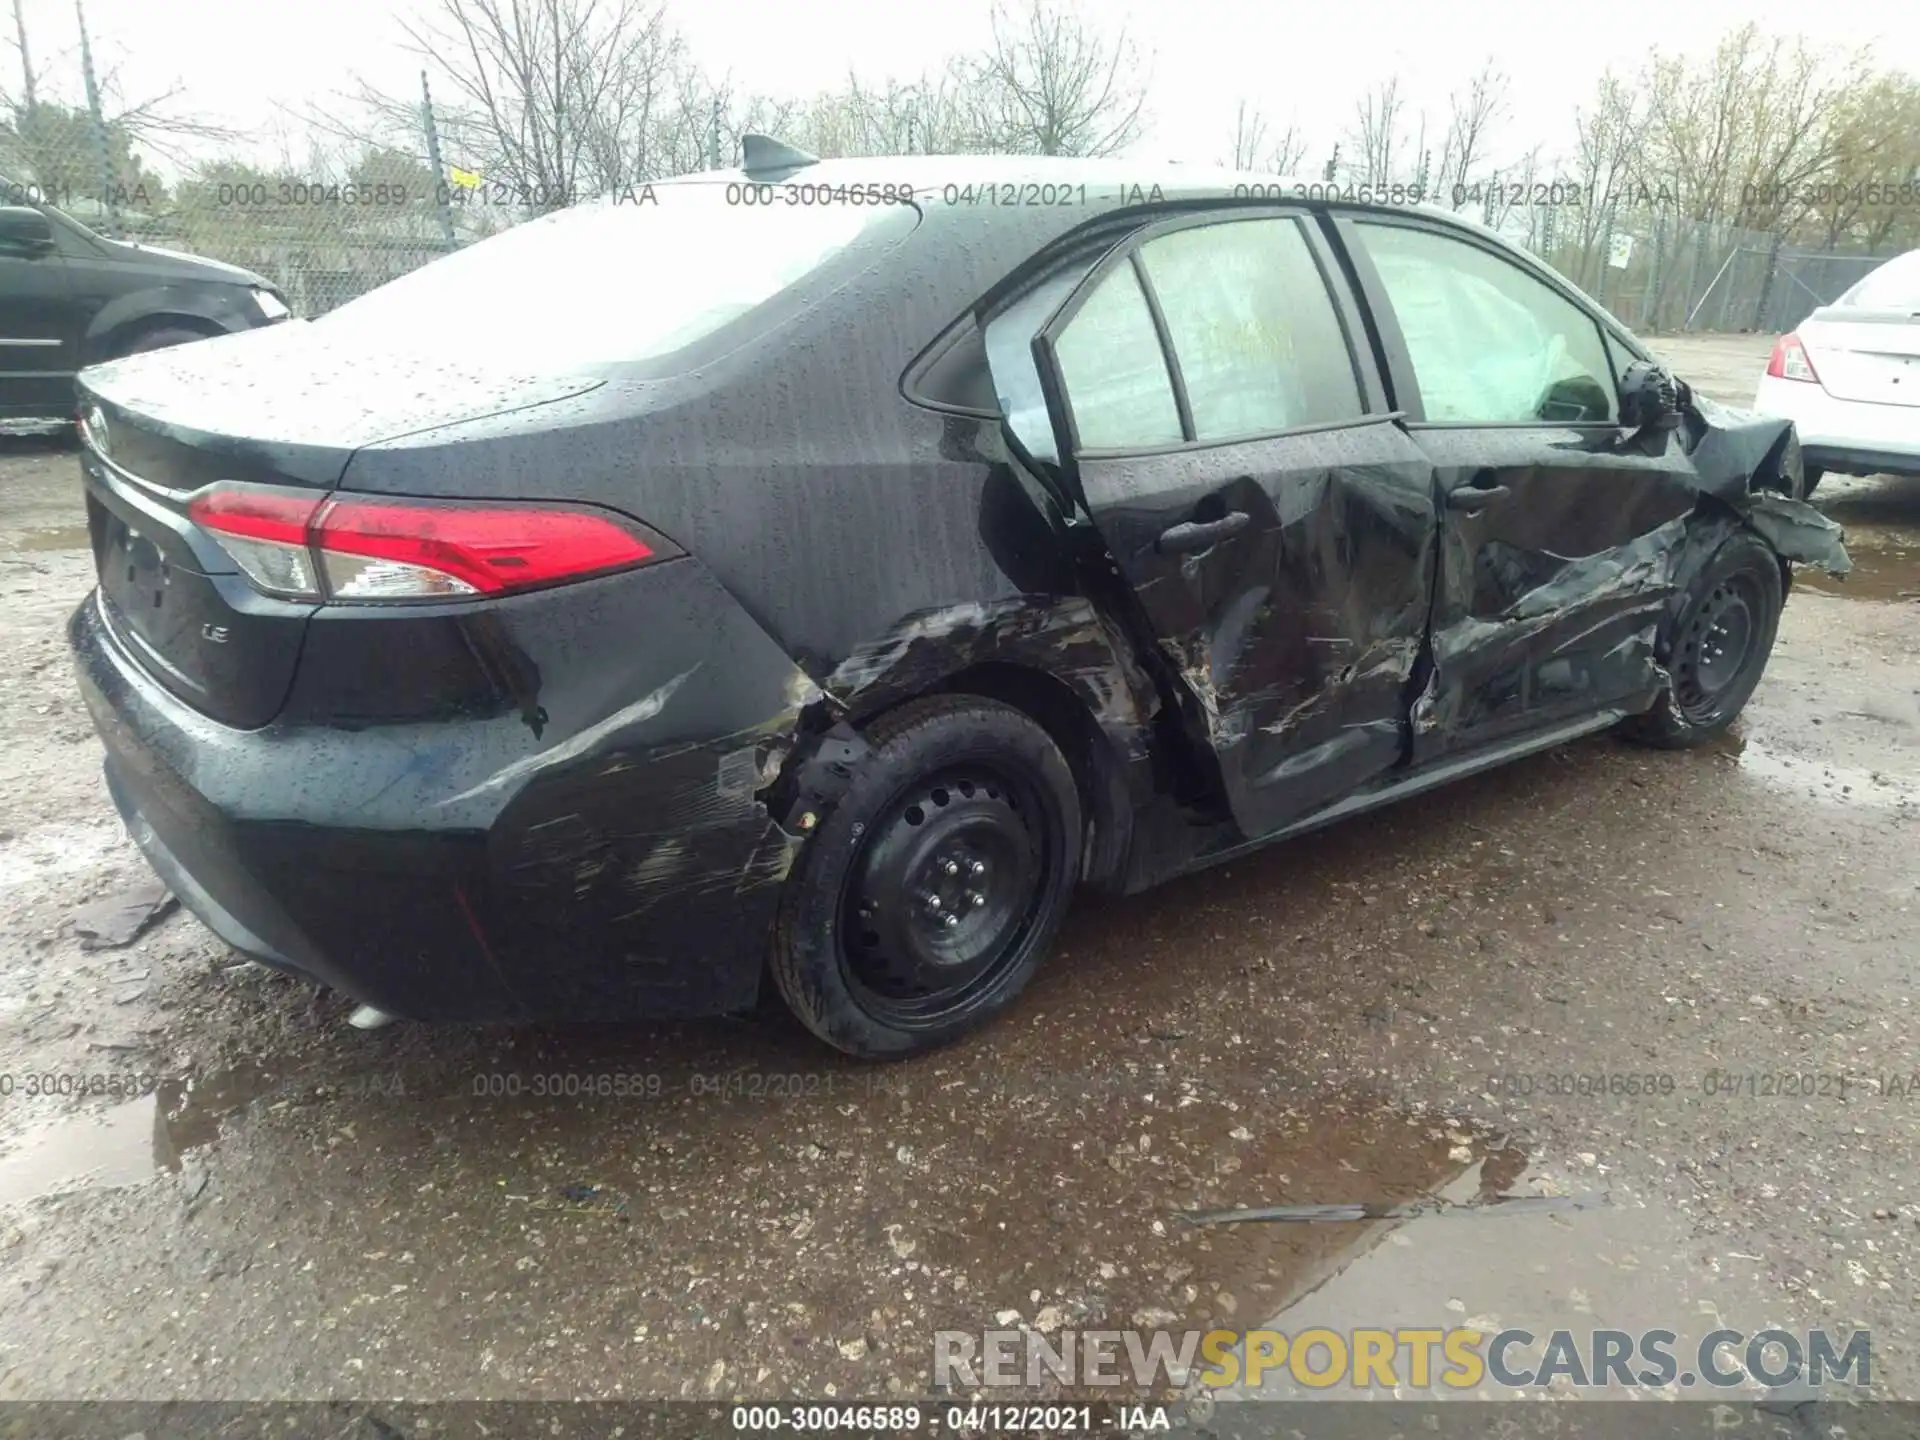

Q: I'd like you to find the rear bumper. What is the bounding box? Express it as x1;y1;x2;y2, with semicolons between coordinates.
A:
1751;376;1920;476
69;564;815;1023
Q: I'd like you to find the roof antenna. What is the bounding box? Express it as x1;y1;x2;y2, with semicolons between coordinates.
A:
741;134;820;177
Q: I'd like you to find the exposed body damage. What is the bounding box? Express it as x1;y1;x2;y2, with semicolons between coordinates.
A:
768;395;1849;896
72;549;829;1021
777;592;1161;893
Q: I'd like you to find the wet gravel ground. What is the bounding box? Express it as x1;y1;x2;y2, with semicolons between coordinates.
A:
0;332;1916;1406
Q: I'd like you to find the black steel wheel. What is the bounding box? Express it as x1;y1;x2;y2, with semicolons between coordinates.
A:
841;764;1051;1027
1671;572;1762;728
771;695;1081;1058
1624;530;1782;750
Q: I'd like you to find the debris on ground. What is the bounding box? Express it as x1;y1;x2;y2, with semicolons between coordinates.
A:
70;880;177;950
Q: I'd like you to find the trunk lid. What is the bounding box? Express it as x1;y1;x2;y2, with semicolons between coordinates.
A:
1800;312;1920;408
78;324;600;728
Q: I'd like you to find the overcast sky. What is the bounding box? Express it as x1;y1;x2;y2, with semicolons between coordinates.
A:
10;0;1918;176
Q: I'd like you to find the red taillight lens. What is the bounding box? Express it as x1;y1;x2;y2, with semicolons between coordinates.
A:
314;498;655;599
1766;333;1820;382
188;488;326;598
189;485;661;603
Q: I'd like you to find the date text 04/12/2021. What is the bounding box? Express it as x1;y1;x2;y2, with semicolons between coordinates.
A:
727;1403;1173;1432
1480;1070;1920;1100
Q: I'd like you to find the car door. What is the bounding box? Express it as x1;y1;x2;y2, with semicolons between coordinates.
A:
1338;214;1704;761
986;209;1438;841
0;213;74;420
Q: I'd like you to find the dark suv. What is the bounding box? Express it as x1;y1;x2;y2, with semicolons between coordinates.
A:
1;178;290;425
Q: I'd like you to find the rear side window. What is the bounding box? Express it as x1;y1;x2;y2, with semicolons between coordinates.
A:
314;182;916;370
1053;264;1185;450
1136;218;1363;440
1356;221;1618;425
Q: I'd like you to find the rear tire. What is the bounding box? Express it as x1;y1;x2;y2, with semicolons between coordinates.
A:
770;695;1081;1059
1623;531;1783;750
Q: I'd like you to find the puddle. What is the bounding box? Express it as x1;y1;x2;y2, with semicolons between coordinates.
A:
1724;738;1920;813
0;1062;269;1206
1211;1156;1817;1404
1797;541;1920;603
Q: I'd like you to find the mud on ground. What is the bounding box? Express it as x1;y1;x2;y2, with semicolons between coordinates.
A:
0;333;1915;1404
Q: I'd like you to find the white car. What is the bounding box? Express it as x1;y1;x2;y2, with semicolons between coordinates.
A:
1752;248;1920;494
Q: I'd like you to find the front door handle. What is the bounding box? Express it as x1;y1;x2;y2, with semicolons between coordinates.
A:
1447;483;1510;512
1158;510;1251;554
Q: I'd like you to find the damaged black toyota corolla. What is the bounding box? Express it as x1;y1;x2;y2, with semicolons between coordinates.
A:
68;140;1849;1059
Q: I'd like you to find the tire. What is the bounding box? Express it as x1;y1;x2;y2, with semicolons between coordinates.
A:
1623;530;1783;750
770;695;1082;1059
116;325;215;358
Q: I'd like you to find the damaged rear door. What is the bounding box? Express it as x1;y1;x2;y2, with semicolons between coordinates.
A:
1339;215;1706;759
991;208;1438;839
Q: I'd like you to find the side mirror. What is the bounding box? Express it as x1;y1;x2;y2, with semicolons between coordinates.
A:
0;205;55;251
1618;360;1683;432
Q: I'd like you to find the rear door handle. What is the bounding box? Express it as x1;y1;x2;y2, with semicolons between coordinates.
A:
1158;510;1251;554
1446;482;1510;512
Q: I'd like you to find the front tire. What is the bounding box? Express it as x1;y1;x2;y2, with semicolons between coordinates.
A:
1623;531;1783;749
770;695;1081;1059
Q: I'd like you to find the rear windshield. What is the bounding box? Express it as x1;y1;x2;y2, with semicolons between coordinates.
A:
314;181;918;369
1840;250;1920;310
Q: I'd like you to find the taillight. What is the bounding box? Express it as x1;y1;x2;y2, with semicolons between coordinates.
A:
1765;333;1820;383
186;488;326;598
187;486;664;603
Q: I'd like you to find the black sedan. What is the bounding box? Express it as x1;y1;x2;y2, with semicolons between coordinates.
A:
1;175;291;426
67;141;1846;1058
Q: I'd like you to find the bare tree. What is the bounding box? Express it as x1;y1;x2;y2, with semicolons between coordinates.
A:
1344;76;1406;186
1435;60;1507;205
773;64;974;159
1480;143;1543;235
10;0;35;110
1227;99;1305;173
1636;24;1852;232
958;0;1149;156
1563;71;1646;284
1807;72;1920;251
386;0;687;207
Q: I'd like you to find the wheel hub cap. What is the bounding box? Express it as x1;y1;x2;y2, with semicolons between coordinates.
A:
1676;578;1758;716
843;772;1042;1009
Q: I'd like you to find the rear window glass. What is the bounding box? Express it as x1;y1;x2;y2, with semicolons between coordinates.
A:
1842;251;1920;310
313;182;917;369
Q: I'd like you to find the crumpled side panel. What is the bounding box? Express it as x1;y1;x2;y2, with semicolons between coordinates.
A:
1427;514;1689;739
821;592;1155;748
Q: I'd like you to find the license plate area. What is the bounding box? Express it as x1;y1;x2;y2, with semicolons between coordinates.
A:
82;452;321;728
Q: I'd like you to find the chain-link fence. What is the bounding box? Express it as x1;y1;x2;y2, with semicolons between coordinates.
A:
5;104;1907;327
3;82;513;317
1490;200;1896;335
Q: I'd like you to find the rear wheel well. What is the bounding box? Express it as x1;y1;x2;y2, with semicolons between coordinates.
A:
1695;491;1793;603
97;314;224;363
850;664;1134;892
